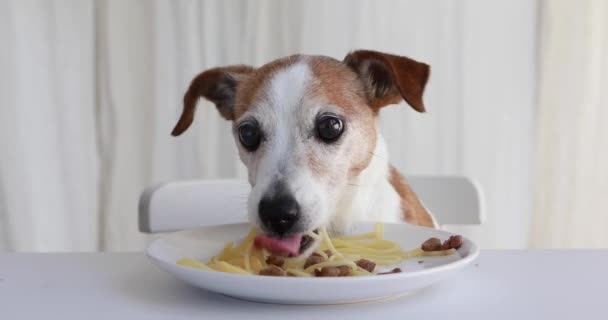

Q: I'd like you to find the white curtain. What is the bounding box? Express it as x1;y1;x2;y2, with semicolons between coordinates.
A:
0;0;98;251
531;0;608;248
0;0;537;251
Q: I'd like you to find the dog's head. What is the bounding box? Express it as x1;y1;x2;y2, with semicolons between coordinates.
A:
172;50;429;238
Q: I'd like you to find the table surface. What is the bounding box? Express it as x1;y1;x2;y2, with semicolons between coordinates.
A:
1;250;607;319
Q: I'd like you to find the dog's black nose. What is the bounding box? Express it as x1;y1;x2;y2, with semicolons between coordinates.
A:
258;194;300;236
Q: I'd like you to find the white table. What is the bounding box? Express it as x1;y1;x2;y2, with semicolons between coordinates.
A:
1;250;606;319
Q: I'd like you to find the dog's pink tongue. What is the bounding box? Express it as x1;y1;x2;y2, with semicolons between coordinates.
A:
254;233;303;257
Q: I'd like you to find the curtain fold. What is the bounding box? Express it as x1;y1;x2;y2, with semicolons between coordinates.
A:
532;0;608;248
0;0;538;251
0;0;98;251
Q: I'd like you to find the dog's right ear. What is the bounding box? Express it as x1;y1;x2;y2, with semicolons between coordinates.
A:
171;65;255;136
343;50;429;113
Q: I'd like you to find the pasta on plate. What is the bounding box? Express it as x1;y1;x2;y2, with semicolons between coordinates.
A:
177;222;461;277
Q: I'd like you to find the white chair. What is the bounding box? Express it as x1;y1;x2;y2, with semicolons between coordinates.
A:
139;177;484;233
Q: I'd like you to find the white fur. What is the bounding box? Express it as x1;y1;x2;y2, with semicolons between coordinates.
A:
331;133;402;234
240;62;327;233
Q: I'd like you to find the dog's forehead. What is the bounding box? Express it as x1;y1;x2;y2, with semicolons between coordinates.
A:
233;55;367;119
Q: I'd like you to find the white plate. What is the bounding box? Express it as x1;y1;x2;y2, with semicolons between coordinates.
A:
146;222;479;304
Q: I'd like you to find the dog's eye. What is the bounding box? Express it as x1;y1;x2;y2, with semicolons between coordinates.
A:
316;114;344;143
238;122;261;151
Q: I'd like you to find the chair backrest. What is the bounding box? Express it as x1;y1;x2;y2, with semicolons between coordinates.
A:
139;177;484;233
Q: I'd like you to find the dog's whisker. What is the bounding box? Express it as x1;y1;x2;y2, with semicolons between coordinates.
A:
346;182;371;188
368;151;388;160
231;103;253;108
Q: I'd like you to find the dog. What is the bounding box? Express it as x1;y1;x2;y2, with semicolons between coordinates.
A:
171;50;437;254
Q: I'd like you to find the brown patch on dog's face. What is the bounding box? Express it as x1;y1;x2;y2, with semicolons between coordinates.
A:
306;56;378;179
233;55;303;120
231;55;379;180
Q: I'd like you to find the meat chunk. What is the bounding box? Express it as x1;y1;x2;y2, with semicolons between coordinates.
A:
442;235;463;250
304;254;325;269
259;265;286;276
355;259;376;272
441;241;451;251
422;235;463;251
310;250;333;259
298;235;315;254
314;266;352;277
421;238;442;251
378;268;402;275
265;255;286;267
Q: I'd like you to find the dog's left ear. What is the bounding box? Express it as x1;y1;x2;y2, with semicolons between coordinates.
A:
343;50;429;112
171;65;255;136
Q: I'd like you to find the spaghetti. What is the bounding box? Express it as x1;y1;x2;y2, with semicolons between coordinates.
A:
177;223;458;277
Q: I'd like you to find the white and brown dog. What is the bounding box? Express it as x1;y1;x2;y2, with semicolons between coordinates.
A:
172;50;436;255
